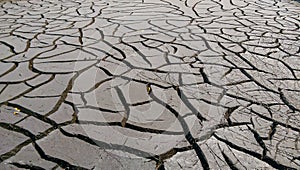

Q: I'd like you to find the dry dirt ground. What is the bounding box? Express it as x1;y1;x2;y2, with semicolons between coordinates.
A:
0;0;300;169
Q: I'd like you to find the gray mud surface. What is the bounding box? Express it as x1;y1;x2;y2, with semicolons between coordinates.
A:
0;0;300;169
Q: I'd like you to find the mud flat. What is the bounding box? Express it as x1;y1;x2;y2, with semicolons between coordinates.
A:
0;0;300;169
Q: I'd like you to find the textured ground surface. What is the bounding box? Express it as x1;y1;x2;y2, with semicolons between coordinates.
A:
0;0;300;169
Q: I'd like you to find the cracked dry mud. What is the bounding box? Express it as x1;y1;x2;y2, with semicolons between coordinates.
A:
0;0;300;169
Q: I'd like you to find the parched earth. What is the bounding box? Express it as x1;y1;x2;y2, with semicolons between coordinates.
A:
0;0;300;169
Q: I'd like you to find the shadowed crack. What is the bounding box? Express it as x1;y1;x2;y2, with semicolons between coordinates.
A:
148;84;210;170
213;133;297;170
